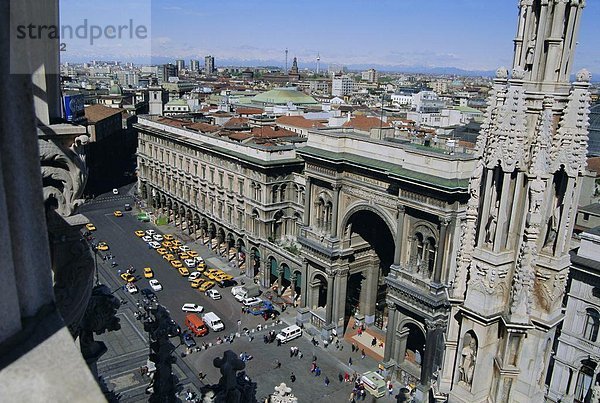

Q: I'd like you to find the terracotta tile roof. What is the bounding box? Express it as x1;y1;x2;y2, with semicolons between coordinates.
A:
223;117;250;129
250;126;296;138
587;157;600;175
235;107;263;116
84;104;124;123
157;117;188;128
276;116;325;129
224;132;253;141
186;122;220;133
342;115;391;131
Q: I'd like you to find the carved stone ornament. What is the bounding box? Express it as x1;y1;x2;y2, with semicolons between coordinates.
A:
534;268;568;312
512;67;525;80
39;135;89;217
270;383;298;403
576;68;591;83
496;67;509;79
212;350;246;403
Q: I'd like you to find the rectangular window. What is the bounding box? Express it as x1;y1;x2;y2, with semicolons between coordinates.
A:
239;179;244;195
583;213;590;221
210;169;215;183
202;165;206;179
219;172;224;188
228;176;233;191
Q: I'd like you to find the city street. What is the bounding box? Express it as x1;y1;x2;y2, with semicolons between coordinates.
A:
85;185;394;402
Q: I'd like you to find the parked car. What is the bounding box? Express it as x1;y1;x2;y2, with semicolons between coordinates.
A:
198;281;215;292
141;288;157;301
145;229;156;236
153;234;164;242
126;282;138;294
149;279;162;291
148;241;161;249
85;223;96;231
163;234;174;241
121;273;136;282
184;259;196;269
217;279;238;288
188;271;202;281
183;333;196;348
143;267;154;278
135;230;145;237
113;210;123;217
142;235;152;242
97;242;109;251
205;289;222;300
124;203;132;211
242;297;262;307
178;267;190;276
181;303;204;313
112;188;119;195
179;245;191;252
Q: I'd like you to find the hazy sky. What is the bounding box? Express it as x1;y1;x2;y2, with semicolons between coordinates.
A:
61;0;600;73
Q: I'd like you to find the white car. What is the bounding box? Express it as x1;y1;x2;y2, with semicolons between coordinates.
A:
148;241;161;249
242;297;262;307
188;271;202;281
126;282;138;294
181;303;204;313
153;234;164;242
205;289;222;300
179;245;191;252
194;256;205;264
145;229;156;236
112;188;119;195
231;285;244;295
142;235;153;242
149;279;162;291
184;259;196;269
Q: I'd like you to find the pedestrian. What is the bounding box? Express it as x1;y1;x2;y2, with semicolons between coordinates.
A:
325;376;330;386
298;351;303;359
388;381;393;396
290;347;294;358
315;366;321;377
313;355;317;362
274;359;281;369
357;327;362;336
310;362;316;373
361;349;365;359
349;356;353;366
351;344;355;352
344;372;350;382
290;372;296;383
338;372;344;383
349;391;356;403
340;344;343;351
371;337;377;347
277;338;281;347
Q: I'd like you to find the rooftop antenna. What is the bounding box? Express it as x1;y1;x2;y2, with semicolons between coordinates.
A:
285;48;288;72
316;53;320;76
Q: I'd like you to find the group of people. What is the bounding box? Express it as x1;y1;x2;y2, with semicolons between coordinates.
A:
289;346;302;358
263;330;277;344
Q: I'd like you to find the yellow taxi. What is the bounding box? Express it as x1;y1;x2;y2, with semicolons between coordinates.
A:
156;248;168;255
188;251;199;258
135;230;145;237
114;210;123;217
178;267;189;276
85;223;96;231
162;240;172;248
170;260;183;269
163;234;175;241
97;242;109;251
216;273;234;281
143;267;154;278
120;273;135;282
205;269;221;281
197;262;207;271
198;281;215;292
172;240;183;247
190;278;205;289
179;253;191;260
163;254;176;262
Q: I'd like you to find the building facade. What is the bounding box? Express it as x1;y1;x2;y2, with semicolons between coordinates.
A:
135;116;307;298
205;55;215;75
548;228;600;402
332;75;354;97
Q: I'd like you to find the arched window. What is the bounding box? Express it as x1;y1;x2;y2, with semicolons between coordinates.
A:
427;237;436;276
326;201;333;233
415;233;424;264
272;185;279;203
584;308;600;342
280;184;287;202
575;359;596;403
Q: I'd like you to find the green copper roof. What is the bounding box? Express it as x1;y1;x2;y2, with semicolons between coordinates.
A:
166;99;188;106
252;87;318;105
298;146;469;190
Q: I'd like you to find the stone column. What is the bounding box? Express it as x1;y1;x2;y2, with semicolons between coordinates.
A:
362;256;380;325
421;320;438;386
393;205;406;266
433;217;450;284
384;303;397;361
290;272;298;305
301;260;309;308
331;184;341;238
325;274;335;324
245;250;253;279
277;266;284;296
332;269;348;332
304;177;312;226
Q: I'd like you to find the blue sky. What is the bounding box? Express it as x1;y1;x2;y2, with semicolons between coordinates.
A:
61;0;600;73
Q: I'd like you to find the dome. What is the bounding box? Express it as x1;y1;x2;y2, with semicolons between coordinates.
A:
109;83;122;95
252;87;318;106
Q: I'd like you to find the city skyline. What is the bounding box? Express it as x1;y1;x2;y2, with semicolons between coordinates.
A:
60;0;600;75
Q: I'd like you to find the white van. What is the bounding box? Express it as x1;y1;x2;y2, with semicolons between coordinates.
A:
275;325;302;344
202;312;224;332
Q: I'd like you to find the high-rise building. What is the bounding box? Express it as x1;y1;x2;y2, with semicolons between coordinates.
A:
331;74;354;97
204;55;215;75
435;1;591;402
190;59;200;72
361;69;377;83
157;63;178;84
176;59;185;71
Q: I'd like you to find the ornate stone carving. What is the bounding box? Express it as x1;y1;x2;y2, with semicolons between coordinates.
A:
512;67;525;80
270;383;298;403
496;67;509;79
39;136;88;217
534;269;568;311
510;243;536;321
212;350;247;403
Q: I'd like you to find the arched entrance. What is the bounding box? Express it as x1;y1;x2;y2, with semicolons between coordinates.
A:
342;208;395;330
399;322;426;381
312;273;328;309
268;256;279;287
226;233;235;261
250;247;261;279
